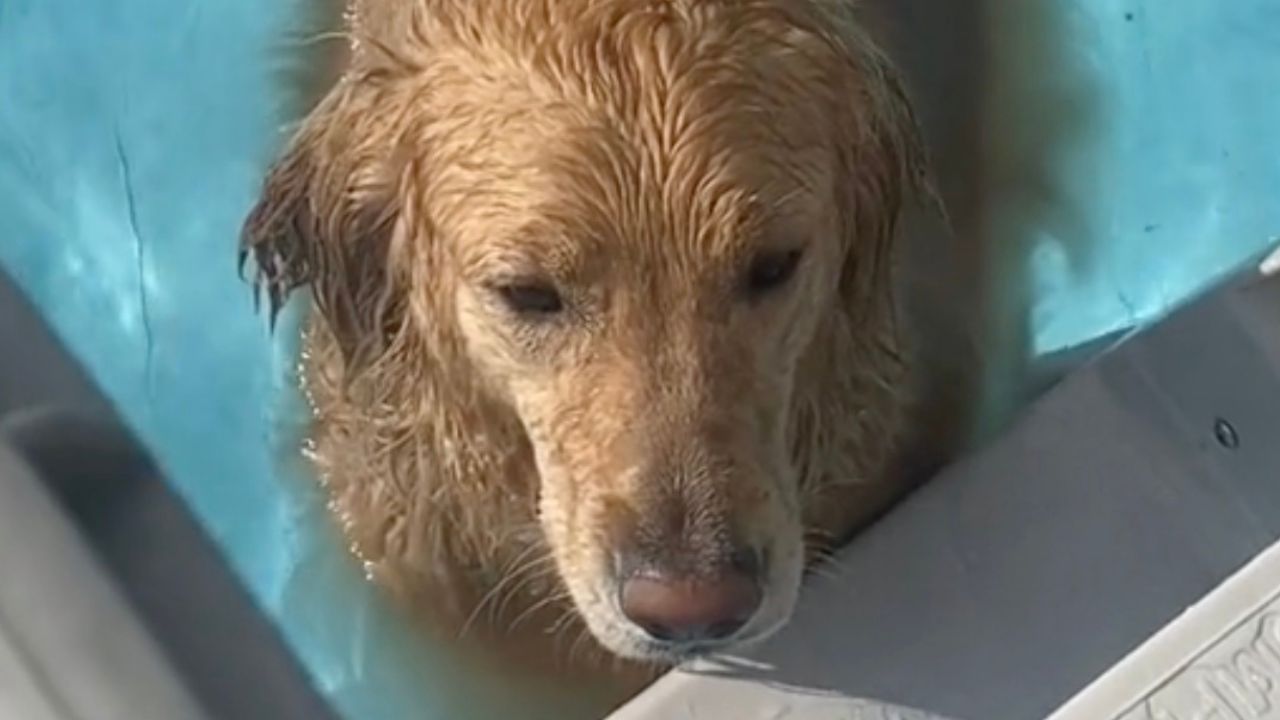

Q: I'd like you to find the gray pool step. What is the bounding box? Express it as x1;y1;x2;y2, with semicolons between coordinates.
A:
0;269;339;720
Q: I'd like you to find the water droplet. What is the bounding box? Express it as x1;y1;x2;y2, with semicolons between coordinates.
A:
1214;418;1240;450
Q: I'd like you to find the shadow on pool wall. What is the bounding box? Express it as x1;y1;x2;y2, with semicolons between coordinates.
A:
974;0;1109;440
869;0;1110;453
879;0;1280;447
1;1;1278;719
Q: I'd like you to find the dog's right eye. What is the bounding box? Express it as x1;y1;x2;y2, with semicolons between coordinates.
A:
493;281;565;317
743;248;804;299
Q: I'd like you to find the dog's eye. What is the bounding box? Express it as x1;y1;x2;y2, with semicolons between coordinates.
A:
494;281;565;317
744;249;804;298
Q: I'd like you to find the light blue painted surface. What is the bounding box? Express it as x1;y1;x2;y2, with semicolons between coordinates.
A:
0;1;1276;719
994;2;1280;353
0;2;597;719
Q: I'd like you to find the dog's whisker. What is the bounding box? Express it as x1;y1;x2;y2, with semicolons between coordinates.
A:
549;603;581;635
490;557;558;624
506;588;571;634
280;30;355;49
457;543;549;640
548;610;581;663
567;625;595;667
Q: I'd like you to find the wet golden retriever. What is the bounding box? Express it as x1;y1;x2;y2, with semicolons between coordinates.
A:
242;0;962;703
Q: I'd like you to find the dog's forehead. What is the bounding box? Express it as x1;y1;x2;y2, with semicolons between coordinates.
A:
421;2;842;271
439;113;829;282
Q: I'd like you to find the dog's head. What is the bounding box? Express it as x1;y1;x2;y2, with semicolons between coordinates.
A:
243;1;926;664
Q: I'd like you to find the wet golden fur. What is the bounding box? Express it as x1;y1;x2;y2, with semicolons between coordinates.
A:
242;0;949;702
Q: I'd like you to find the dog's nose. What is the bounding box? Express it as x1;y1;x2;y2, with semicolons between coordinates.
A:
618;551;762;644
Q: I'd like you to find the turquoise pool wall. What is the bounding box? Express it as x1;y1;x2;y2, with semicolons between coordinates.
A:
1;1;1277;718
0;2;610;718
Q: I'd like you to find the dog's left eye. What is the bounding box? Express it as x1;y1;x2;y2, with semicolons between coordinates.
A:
494;281;565;317
744;249;804;298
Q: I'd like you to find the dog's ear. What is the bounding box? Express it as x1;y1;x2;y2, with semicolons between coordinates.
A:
830;23;935;311
240;74;408;374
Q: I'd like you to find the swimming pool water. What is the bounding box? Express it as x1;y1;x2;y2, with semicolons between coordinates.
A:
1;1;1277;718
